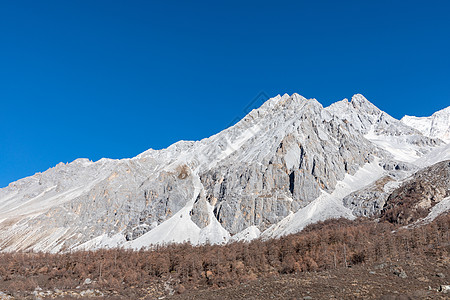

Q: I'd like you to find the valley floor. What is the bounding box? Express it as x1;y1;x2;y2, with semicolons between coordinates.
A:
1;256;448;299
169;257;449;300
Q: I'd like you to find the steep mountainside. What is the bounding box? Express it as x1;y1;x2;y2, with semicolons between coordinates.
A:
0;94;448;252
380;160;450;225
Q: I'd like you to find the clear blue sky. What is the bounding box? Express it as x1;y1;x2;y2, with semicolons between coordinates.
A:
1;0;449;187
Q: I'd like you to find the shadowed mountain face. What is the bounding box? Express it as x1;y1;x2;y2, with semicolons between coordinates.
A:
0;93;448;252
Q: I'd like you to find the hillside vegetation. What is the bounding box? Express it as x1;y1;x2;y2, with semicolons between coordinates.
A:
0;213;448;299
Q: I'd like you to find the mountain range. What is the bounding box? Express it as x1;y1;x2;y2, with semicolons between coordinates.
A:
1;93;449;253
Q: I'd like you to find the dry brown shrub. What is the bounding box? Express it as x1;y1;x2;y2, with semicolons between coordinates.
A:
0;214;448;298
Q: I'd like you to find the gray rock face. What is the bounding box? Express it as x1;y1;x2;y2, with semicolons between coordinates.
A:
0;93;447;252
342;160;420;217
126;165;196;237
343;160;450;219
190;191;211;229
198;97;377;234
343;176;395;217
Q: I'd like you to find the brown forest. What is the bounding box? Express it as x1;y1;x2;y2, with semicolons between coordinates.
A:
0;214;448;298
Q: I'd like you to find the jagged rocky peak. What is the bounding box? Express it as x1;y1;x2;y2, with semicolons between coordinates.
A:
350;93;382;115
401;106;450;143
195;94;377;234
243;93;314;122
278;93;315;109
326;94;418;136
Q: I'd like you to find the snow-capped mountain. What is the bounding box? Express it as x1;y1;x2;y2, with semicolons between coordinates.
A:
401;106;450;143
0;94;448;252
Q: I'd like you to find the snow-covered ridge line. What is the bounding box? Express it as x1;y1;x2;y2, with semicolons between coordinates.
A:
401;106;450;143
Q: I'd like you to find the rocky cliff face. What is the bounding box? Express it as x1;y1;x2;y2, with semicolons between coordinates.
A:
0;93;448;252
195;95;377;234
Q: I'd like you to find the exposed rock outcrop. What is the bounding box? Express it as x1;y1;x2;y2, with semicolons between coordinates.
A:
380;160;450;225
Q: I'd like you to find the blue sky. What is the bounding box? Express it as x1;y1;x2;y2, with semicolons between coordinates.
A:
1;0;449;187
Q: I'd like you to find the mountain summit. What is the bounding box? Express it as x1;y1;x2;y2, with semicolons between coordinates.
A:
0;94;448;252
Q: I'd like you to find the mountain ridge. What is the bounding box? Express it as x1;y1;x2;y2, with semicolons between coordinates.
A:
401;105;450;143
0;93;448;252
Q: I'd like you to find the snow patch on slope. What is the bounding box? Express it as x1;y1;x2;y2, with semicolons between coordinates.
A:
198;202;230;244
72;233;127;252
410;197;450;227
126;176;204;249
364;130;422;163
230;226;261;242
415;143;450;167
421;197;450;223
127;207;201;249
125;174;230;249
